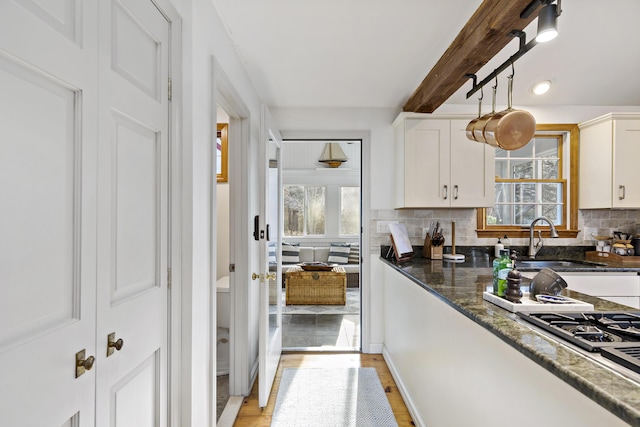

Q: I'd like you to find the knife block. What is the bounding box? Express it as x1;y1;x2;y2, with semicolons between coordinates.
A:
423;233;443;259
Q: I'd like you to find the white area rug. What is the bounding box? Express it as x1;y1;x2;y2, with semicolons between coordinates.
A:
271;367;398;427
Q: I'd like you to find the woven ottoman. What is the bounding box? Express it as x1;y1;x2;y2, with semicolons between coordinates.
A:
285;266;346;305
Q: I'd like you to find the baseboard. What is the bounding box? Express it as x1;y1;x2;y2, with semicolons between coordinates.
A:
363;342;383;354
216;395;243;427
382;345;426;427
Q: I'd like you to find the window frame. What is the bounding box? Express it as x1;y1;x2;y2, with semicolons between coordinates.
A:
476;124;579;239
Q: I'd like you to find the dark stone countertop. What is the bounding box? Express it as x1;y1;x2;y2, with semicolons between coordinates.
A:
380;253;640;427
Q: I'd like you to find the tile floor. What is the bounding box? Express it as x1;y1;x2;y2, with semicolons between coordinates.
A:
282;313;360;348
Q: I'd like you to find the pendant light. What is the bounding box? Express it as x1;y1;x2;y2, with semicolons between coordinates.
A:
318;143;348;168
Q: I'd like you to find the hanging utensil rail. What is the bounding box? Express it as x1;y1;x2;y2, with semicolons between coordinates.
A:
465;30;539;99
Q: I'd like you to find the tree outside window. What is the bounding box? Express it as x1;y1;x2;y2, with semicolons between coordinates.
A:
283;185;325;236
340;187;360;235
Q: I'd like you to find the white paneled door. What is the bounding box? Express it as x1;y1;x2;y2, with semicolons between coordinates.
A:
0;0;171;426
95;1;170;426
0;1;98;425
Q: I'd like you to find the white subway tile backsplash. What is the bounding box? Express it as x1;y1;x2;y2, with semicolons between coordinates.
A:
369;208;640;247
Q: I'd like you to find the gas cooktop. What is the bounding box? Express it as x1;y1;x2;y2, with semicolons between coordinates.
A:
517;311;640;375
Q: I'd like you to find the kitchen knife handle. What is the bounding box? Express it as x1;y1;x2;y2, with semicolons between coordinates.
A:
443;185;448;200
454;185;459;200
619;185;626;200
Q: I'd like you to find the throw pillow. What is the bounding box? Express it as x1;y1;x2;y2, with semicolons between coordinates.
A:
328;243;350;264
281;242;300;264
348;243;360;264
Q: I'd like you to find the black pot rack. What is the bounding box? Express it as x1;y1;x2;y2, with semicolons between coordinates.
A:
465;0;560;99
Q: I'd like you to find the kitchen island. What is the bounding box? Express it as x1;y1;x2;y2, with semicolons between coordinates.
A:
380;254;640;427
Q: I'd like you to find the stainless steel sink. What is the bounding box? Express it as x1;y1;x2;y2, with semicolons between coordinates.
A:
517;260;600;268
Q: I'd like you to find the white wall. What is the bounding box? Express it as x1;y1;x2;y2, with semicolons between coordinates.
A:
175;0;263;424
273;107;398;210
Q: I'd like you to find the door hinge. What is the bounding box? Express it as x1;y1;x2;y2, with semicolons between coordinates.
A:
168;78;172;101
167;267;171;289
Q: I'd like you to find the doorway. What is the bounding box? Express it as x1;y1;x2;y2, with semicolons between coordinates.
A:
278;139;362;351
215;107;232;421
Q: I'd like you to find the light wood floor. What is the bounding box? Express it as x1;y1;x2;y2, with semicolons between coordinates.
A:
233;352;414;426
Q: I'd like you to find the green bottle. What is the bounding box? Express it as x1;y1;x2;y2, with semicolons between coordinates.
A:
497;249;512;297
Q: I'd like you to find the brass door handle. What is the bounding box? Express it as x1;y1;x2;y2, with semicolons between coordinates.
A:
252;272;261;280
107;332;124;357
75;349;95;378
266;272;276;280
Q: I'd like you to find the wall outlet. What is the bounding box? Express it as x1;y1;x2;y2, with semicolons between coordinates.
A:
377;220;399;233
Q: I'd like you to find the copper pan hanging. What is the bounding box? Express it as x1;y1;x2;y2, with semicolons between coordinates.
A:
484;71;536;150
472;83;499;146
465;88;483;141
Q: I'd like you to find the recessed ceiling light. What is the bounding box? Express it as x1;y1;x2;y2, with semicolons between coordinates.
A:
531;80;552;95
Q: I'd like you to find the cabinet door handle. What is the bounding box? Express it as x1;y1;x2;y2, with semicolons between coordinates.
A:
454;185;459;200
443;185;448;200
619;185;626;200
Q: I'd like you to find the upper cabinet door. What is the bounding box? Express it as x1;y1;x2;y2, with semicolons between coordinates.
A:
612;119;640;208
402;119;450;208
449;119;495;208
394;114;495;209
579;114;640;209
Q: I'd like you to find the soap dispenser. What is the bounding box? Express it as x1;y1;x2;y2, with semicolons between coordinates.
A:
494;238;504;258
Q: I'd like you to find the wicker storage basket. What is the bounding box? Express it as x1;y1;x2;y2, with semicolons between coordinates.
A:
285;266;346;305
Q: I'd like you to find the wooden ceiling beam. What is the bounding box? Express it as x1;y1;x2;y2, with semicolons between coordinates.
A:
403;0;543;113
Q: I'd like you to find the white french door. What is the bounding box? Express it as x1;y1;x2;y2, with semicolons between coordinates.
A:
0;1;98;425
258;105;283;408
0;0;172;425
95;0;170;425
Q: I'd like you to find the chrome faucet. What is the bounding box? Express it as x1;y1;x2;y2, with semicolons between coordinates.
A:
528;216;559;258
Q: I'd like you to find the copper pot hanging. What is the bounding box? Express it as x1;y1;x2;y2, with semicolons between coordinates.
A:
484;74;536;150
465;89;483;141
472;84;499;147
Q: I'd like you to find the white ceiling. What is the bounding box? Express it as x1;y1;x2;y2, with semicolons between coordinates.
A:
212;0;640;111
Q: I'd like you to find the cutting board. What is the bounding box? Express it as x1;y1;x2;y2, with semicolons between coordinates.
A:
585;251;640;267
483;291;594;313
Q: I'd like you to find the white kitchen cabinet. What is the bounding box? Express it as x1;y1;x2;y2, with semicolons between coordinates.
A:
393;113;495;208
559;272;640;309
579;113;640;208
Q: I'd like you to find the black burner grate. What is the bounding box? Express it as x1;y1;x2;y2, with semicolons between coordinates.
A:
601;347;640;375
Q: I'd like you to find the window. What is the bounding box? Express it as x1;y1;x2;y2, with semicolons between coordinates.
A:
283;185;326;236
490;135;564;226
340;187;360;235
477;124;579;238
